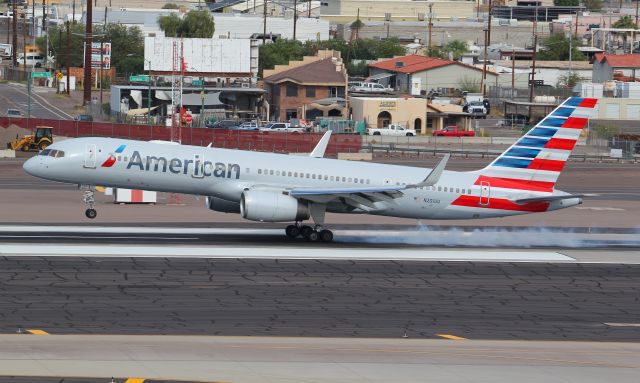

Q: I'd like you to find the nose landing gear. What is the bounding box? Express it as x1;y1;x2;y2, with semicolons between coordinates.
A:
81;185;97;219
285;223;334;243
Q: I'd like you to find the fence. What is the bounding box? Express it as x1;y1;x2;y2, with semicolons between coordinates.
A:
0;117;363;155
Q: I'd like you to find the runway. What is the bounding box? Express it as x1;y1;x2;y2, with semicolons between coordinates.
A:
0;227;639;341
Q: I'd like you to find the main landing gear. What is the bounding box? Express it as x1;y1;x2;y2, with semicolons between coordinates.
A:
285;223;334;243
81;185;97;219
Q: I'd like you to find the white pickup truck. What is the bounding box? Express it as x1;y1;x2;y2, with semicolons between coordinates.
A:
367;124;416;136
260;122;305;133
349;82;393;94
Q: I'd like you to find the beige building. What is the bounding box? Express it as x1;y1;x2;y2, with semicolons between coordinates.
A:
427;103;473;131
350;97;427;133
592;97;640;120
320;0;475;23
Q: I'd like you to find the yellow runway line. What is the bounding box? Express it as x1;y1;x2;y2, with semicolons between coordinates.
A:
26;329;49;335
436;334;467;340
125;379;145;383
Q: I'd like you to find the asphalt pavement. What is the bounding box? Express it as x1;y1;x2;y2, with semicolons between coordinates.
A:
0;255;639;341
0;83;74;120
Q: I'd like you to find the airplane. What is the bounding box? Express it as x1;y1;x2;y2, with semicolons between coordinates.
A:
23;97;597;242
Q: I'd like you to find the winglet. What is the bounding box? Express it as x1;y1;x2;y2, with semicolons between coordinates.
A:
408;153;450;188
309;130;332;158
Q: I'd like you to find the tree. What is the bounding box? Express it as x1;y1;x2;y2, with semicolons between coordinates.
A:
443;40;468;60
458;76;481;93
162;3;180;9
159;11;215;38
557;72;583;88
259;39;306;76
35;23;145;75
553;0;579;5
538;33;586;61
182;10;215;38
613;15;637;29
583;0;603;11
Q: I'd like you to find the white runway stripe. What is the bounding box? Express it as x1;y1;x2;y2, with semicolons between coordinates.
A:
0;244;574;262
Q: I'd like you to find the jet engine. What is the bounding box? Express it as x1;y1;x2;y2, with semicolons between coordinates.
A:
240;190;309;222
206;196;240;213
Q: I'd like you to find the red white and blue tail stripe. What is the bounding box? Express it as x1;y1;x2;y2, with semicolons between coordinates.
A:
478;97;597;192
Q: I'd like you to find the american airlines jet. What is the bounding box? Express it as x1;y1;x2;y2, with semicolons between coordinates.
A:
23;97;597;242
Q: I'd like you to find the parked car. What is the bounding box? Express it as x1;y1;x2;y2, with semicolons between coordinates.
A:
74;114;93;122
232;121;260;131
260;122;304;133
206;120;237;129
349;82;393;94
432;125;475;137
367;124;416;136
464;101;487;119
6;108;23;117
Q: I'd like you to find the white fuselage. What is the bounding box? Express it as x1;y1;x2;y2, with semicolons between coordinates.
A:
24;137;578;221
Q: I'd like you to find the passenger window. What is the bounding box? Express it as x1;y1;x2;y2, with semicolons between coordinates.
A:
444;187;448;192
468;189;472;194
276;171;280;176
342;177;346;182
330;176;334;181
456;188;460;193
258;169;262;174
117;156;122;161
438;186;442;191
366;179;370;184
348;177;352;182
354;178;359;184
324;175;328;180
294;172;297;177
306;173;309;178
312;174;316;179
288;171;292;177
270;170;274;175
246;168;250;173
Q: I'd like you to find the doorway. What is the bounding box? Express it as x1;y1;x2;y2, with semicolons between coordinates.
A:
377;111;392;128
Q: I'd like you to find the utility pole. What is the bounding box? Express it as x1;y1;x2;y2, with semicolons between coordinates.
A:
308;0;311;17
481;27;488;97
575;8;579;37
427;3;433;50
12;0;17;68
636;0;639;29
293;0;297;40
66;20;70;95
487;0;492;46
511;47;515;99
100;6;107;115
83;0;93;106
528;32;538;124
263;0;267;45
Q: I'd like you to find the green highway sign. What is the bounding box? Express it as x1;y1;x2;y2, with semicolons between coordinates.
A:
130;75;150;82
192;80;203;87
31;72;52;79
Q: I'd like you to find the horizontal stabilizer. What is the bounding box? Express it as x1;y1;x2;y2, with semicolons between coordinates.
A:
514;194;584;205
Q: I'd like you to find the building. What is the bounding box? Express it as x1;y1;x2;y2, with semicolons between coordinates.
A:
212;14;330;41
426;103;472;131
592;54;640;83
492;60;593;88
263;50;348;121
368;54;498;96
320;0;475;23
349;97;427;133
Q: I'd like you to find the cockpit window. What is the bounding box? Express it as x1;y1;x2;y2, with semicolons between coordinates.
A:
40;149;51;156
55;150;65;158
38;149;65;158
49;150;58;157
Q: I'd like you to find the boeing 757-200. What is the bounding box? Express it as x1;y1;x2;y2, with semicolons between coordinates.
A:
23;97;597;242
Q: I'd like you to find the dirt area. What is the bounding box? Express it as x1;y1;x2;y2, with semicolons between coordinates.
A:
0;125;32;148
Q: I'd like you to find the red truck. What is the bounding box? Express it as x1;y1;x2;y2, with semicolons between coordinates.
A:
432;125;476;137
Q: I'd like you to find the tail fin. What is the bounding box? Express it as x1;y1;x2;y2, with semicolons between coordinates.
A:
478;97;598;192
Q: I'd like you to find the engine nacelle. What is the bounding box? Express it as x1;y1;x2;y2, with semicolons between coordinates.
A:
240;190;309;222
206;196;240;213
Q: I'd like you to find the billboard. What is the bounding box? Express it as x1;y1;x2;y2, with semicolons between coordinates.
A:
85;42;111;69
144;37;251;74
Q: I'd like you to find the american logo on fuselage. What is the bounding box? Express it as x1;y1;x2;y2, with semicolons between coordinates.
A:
126;151;240;179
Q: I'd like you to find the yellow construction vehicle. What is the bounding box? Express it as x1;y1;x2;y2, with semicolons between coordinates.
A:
7;126;53;151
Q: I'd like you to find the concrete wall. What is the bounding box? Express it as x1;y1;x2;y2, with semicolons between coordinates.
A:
320;0;475;21
592;60;612;83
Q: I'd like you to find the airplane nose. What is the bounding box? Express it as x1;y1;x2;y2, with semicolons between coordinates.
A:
23;156;41;177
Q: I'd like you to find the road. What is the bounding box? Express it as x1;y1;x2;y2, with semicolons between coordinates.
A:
0;83;74;120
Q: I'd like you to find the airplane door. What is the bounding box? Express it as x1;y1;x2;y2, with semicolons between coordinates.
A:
191;153;204;178
479;181;490;205
83;144;97;168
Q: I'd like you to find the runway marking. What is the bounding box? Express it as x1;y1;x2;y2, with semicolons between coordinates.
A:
604;323;640;327
26;329;49;335
125;379;145;383
575;207;625;211
436;334;467;340
0;244;574;262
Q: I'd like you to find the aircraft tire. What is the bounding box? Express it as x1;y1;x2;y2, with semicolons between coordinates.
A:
319;229;333;243
305;230;319;242
85;209;97;219
300;225;314;238
285;225;300;238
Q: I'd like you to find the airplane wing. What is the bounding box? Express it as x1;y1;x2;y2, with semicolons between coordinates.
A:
513;194;584;205
287;154;450;210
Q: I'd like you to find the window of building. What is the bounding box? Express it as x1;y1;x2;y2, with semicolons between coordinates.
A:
286;83;298;97
273;85;280;97
306;86;316;98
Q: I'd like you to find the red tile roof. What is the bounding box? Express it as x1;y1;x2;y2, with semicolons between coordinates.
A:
593;53;640;68
368;54;484;74
264;58;346;85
